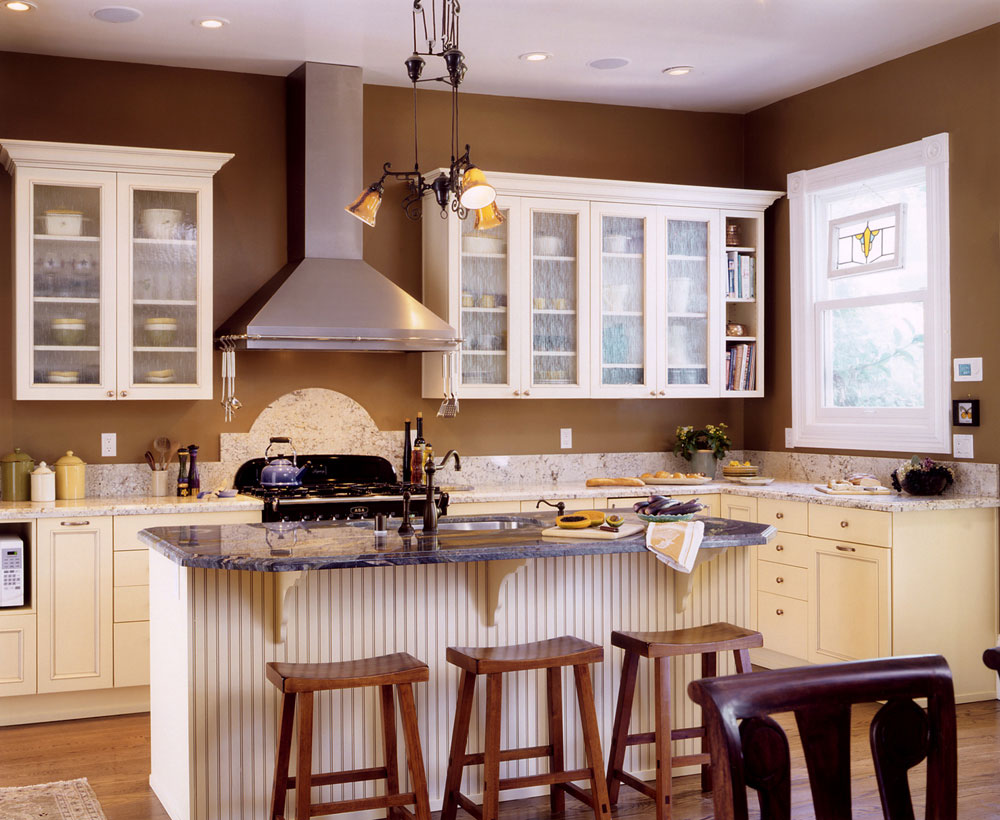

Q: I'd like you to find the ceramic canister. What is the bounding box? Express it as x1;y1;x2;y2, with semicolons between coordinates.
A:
31;461;56;502
1;448;34;501
54;450;86;500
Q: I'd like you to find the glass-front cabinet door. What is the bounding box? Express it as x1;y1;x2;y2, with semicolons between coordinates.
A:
658;206;721;396
16;169;118;399
117;174;213;399
523;198;590;397
456;195;521;397
589;204;657;397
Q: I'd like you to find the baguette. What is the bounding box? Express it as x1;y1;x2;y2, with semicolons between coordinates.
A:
585;477;645;487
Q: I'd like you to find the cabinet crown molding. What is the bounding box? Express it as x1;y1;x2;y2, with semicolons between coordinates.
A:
1;139;233;177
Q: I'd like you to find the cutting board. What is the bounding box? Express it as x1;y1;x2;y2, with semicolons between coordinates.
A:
814;484;891;495
541;523;645;540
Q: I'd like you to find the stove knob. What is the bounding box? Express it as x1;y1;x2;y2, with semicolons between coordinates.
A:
281;516;291;523
302;513;316;522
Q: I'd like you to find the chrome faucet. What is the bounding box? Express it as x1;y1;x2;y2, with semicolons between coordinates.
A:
423;449;461;533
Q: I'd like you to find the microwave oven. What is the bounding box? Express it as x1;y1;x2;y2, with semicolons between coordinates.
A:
0;535;24;608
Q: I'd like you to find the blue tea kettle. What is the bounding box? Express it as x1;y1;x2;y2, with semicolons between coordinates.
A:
260;437;309;488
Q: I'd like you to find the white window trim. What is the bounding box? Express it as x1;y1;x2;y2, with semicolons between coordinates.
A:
788;133;951;453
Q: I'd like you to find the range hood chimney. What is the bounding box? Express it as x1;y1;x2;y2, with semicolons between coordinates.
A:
219;62;460;352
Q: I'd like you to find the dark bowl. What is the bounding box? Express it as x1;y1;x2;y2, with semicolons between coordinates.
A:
895;468;952;496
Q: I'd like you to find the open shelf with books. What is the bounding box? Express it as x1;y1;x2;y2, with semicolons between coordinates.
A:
723;212;765;396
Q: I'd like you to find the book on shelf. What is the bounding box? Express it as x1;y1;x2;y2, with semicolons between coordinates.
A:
725;251;755;299
725;341;757;391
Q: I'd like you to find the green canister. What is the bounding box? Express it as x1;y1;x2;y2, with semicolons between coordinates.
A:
1;448;35;501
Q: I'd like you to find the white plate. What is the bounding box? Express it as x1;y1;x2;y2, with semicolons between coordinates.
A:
737;477;774;485
642;476;712;485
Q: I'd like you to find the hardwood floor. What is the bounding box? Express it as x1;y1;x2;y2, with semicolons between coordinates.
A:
1;701;999;819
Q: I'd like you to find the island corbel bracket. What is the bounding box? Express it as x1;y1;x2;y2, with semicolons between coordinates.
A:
272;571;304;644
483;559;528;627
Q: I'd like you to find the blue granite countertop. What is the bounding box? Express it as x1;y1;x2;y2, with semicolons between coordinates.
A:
139;512;776;572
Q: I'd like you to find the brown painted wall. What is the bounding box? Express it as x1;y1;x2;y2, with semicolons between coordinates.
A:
742;24;1000;462
0;51;745;465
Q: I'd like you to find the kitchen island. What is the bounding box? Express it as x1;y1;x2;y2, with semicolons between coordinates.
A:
142;513;773;820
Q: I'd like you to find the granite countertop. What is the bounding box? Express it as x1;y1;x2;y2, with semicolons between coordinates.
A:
140;512;776;571
445;480;1000;512
0;494;264;520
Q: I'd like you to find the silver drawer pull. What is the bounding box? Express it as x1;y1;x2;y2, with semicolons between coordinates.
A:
836;545;856;552
775;512;784;519
776;608;784;616
61;520;91;527
840;520;849;528
776;577;784;583
775;544;784;551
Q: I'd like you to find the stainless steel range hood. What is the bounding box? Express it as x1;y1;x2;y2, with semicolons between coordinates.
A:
218;62;460;352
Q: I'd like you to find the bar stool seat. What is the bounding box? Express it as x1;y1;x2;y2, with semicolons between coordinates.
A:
441;635;611;820
606;622;763;820
267;652;431;820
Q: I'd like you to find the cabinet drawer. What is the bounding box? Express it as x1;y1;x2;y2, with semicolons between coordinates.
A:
114;586;149;622
757;498;808;535
114;621;149;688
758;532;812;568
809;504;891;547
757;591;807;659
757;560;807;600
113;510;260;551
113;550;148;587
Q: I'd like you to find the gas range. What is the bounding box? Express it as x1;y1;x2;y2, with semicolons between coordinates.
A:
234;454;447;523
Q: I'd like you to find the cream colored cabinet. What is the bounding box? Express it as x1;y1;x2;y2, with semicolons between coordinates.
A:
721;493;757;522
36;516;114;693
422;171;782;400
0;614;37;697
1;139;232;400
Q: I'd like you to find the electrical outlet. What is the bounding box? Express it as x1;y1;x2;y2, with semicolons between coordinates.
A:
784;428;794;448
560;428;572;449
953;433;974;459
101;433;116;458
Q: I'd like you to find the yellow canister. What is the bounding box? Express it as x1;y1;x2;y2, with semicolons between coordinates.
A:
1;448;34;501
54;450;86;500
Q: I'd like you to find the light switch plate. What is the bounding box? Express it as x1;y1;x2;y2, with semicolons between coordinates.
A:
101;433;116;458
953;433;974;459
560;428;572;449
785;428;794;448
954;357;983;382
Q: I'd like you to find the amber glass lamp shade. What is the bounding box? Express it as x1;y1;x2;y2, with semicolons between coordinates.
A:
459;166;496;209
345;184;383;227
473;202;505;231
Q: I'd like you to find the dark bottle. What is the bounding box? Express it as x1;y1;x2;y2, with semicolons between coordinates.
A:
187;444;201;494
402;418;412;483
176;447;189;497
410;412;425;484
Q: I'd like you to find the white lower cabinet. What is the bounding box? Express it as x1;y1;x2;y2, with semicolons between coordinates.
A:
36;516;114;693
0;613;37;696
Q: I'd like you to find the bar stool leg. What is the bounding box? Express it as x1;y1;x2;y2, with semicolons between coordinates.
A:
482;673;504;820
441;669;477;820
397;682;432;820
699;652;717;792
295;692;314;820
546;666;566;814
734;647;751;674
653;657;672;820
605;649;639;804
380;684;402;820
270;692;297;820
572;664;612;820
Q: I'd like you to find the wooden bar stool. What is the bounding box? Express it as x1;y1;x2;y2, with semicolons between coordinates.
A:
606;623;763;820
440;636;611;820
266;652;432;820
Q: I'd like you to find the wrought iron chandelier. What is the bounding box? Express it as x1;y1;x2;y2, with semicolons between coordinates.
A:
345;0;503;230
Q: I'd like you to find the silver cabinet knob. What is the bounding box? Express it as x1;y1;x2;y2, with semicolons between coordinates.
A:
659;390;666;396
523;389;531;396
106;390;114;398
513;390;520;396
120;390;128;398
650;390;657;396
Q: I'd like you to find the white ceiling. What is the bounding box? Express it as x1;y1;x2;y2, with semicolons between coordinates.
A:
3;0;999;113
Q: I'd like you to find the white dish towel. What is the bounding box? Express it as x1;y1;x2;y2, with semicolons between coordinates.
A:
645;520;705;573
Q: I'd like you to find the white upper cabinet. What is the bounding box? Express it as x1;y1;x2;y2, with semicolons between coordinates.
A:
422;171;781;400
1;140;232;400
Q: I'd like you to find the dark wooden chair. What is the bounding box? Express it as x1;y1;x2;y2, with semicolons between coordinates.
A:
440;636;611;820
688;654;957;820
983;646;1000;675
266;652;432;820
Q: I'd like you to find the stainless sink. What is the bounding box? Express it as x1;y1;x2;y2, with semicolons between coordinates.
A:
437;520;526;531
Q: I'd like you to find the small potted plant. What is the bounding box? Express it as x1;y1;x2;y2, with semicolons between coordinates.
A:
891;456;955;496
673;423;731;478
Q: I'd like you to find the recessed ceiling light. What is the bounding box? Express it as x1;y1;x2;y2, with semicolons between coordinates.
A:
91;5;142;23
519;52;552;62
195;16;228;28
663;65;694;76
5;1;37;11
587;57;630;70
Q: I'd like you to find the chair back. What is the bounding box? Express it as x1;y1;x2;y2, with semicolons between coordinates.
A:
983;647;1000;674
688;654;956;820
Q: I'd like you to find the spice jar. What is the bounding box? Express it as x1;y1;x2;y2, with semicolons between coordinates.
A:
54;450;86;500
31;461;56;502
1;448;35;501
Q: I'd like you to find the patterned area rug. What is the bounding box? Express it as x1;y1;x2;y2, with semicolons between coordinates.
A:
0;778;106;819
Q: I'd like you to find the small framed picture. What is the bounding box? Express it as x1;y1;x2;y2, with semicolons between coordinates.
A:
952;399;980;427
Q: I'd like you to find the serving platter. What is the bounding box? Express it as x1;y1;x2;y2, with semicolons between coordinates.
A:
642;476;712;485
